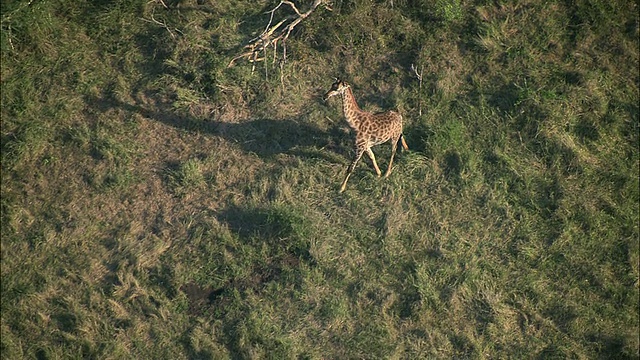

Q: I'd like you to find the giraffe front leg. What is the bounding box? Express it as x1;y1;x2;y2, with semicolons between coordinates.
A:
340;147;364;193
365;148;382;177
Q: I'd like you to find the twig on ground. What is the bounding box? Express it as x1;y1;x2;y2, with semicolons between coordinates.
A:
141;1;184;38
154;0;169;9
141;12;182;38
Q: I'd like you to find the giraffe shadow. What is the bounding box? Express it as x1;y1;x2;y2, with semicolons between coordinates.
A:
85;93;350;162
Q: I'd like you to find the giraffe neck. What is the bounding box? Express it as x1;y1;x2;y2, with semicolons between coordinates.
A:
341;86;363;130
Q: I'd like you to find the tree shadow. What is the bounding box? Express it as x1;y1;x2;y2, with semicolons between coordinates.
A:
178;204;316;359
216;205;315;263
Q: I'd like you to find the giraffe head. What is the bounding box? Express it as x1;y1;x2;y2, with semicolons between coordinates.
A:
323;78;350;101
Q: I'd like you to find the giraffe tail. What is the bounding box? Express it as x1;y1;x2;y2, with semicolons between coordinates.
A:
400;134;409;150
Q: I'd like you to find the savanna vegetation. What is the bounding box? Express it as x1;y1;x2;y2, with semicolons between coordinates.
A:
1;0;638;358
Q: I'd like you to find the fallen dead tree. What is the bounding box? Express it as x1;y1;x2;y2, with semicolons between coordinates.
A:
228;0;330;72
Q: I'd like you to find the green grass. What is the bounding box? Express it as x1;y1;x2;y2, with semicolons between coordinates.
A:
2;0;638;358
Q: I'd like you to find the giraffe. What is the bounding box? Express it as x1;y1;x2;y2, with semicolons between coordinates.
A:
323;78;409;193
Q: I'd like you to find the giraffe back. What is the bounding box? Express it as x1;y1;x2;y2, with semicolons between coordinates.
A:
359;110;404;146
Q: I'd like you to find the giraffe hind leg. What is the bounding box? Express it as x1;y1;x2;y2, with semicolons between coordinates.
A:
384;137;399;178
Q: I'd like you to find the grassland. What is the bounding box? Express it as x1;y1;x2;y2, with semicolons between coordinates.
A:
1;0;638;358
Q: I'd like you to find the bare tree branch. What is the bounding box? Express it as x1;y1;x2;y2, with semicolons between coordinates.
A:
410;63;425;116
228;0;331;70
